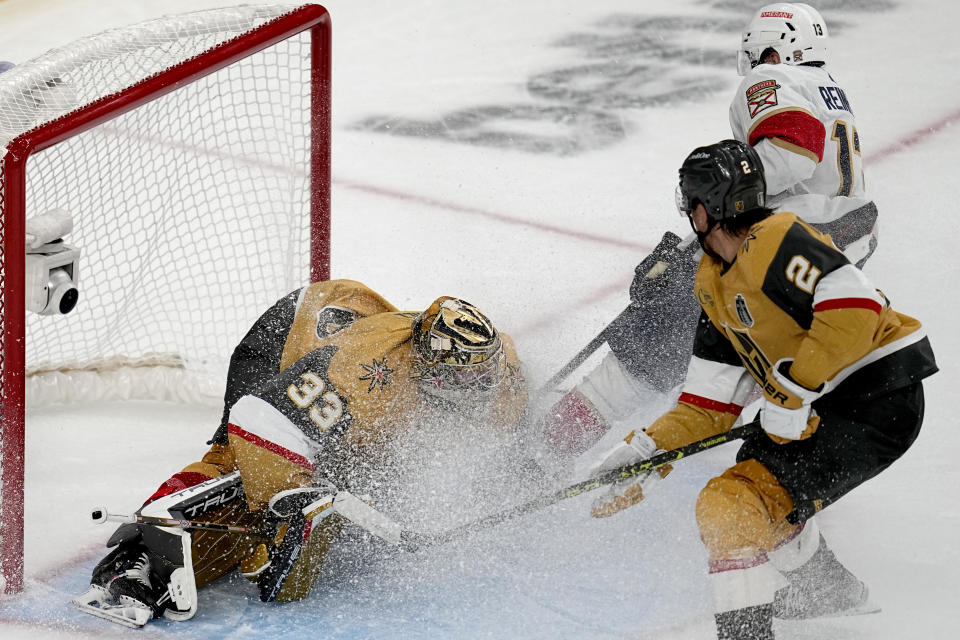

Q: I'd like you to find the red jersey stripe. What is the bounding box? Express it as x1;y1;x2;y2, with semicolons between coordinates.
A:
748;109;826;161
814;297;883;314
678;392;744;416
142;471;213;506
228;423;315;471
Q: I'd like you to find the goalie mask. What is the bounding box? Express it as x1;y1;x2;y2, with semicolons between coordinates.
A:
411;296;507;400
737;3;828;76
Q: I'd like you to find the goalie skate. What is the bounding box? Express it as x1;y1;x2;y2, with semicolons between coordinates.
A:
72;551;195;628
72;585;152;628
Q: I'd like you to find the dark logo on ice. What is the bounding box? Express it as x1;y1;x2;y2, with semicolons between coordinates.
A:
735;294;754;327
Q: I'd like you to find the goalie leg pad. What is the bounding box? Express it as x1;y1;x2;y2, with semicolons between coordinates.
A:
258;493;344;602
79;471;255;627
139;470;264;591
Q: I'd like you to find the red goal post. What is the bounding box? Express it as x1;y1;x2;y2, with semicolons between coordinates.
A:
0;4;331;594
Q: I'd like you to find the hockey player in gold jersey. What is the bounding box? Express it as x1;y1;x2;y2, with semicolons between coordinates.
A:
76;279;527;626
587;140;936;639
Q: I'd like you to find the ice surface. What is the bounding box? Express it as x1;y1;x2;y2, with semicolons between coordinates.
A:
1;0;957;638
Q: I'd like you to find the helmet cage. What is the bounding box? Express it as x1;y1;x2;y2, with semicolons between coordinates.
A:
411;297;507;395
413;346;508;394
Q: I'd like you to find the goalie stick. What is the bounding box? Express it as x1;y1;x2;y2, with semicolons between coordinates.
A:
78;422;760;623
92;419;757;558
90;491;401;543
400;420;762;552
91;507;262;534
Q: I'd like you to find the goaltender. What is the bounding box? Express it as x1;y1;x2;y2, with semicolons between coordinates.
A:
76;279;527;627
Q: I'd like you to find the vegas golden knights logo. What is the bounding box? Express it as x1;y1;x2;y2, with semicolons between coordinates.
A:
727;327;770;384
315;306;357;338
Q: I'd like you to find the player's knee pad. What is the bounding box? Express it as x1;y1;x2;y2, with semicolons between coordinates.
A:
695;460;793;559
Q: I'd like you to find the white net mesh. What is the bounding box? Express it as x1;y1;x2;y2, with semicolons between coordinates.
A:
1;3;314;388
0;3;327;591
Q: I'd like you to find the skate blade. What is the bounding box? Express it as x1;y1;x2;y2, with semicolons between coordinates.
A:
72;587;152;628
829;598;881;617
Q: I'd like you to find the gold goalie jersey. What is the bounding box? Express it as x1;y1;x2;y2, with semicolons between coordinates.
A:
646;212;934;451
223;279;527;508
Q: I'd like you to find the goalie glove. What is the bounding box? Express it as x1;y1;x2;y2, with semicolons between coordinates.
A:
588;429;671;518
759;359;824;442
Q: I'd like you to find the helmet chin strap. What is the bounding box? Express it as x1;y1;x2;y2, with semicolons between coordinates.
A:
688;213;724;262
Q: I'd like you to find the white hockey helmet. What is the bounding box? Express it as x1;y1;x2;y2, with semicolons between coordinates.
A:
737;3;828;76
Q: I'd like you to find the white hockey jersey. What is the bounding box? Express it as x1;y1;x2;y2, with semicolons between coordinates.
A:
729;64;877;266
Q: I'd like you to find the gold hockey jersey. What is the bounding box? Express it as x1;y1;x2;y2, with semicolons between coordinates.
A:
275;279;527;447
647;212;933;451
223;279;528;506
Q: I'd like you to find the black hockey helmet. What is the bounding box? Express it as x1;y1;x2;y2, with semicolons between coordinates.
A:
676;139;766;223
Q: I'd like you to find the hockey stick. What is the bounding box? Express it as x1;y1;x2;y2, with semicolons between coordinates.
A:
537;303;635;394
400;420;762;552
92;492;402;543
90;507;263;534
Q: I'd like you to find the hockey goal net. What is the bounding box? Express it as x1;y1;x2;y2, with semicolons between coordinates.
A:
0;4;331;594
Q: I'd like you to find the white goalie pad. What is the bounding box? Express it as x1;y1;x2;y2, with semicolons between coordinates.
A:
72;526;197;627
161;533;198;622
74;475;235;627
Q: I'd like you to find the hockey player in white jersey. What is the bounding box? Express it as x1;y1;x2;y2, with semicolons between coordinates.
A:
732;2;877;266
536;3;880;461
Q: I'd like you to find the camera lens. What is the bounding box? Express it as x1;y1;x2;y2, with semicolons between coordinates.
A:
58;286;79;314
47;267;79;315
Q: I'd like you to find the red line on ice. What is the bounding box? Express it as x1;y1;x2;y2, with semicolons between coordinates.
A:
334;178;652;251
865;107;960;162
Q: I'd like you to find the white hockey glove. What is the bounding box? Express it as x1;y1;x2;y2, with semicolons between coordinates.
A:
760;359;823;442
588;429;671;518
